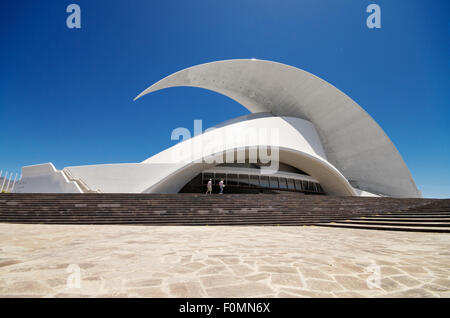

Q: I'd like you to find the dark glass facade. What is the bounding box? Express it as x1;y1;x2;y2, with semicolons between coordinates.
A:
179;171;325;194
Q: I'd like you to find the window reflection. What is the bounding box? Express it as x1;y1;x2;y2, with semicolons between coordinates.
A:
199;172;324;194
287;179;295;190
279;178;288;189
227;174;238;186
260;176;269;188
250;175;260;187
269;177;279;188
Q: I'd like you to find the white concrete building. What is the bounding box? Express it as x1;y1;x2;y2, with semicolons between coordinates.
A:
14;59;421;197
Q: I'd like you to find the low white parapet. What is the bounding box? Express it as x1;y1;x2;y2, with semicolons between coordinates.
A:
14;163;83;193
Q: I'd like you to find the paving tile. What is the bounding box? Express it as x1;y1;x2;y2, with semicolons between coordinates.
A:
168;282;205;297
200;275;244;288
279;287;334;298
0;224;448;298
128;287;168;297
297;267;333;280
380;277;403;292
306;279;343;292
431;278;450;289
206;282;274;298
390;275;422;288
197;265;229;275
421;283;449;293
333;291;365;298
277;291;305;298
0;281;54;295
397;266;428;274
168;262;205;274
271;273;304;288
53;293;91;298
125;278;163;288
380;266;404;276
0;260;22;268
229;264;255;276
244;273;271;281
258;265;298;274
218;257;241;265
334;275;370;291
379;288;436;298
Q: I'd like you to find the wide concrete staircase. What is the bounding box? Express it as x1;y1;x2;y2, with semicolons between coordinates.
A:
317;198;450;233
0;194;449;233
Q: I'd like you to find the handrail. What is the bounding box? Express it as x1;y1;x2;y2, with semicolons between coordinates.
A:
63;169;101;193
0;171;20;193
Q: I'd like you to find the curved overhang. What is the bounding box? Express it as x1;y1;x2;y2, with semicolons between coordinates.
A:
135;59;421;198
145;146;356;196
142;115;356;196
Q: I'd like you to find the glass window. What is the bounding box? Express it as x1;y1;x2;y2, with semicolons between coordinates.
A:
260;176;269;188
287;179;295;190
227;174;238;186
294;179;303;191
239;174;250;186
278;177;287;189
269;176;279;188
302;181;309;191
249;175;260;187
317;184;324;193
312;183;318;192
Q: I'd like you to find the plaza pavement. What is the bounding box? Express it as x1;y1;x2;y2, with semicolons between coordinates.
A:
0;224;449;298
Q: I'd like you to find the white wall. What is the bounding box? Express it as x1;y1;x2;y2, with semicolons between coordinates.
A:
64;163;185;193
15;116;355;196
142;116;355;196
135;59;421;198
144;116;328;164
14;163;82;193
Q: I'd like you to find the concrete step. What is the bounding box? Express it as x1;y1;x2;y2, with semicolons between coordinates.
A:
316;223;450;233
0;194;449;233
332;220;450;227
357;217;450;222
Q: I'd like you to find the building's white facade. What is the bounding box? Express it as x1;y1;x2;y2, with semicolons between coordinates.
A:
14;59;421;197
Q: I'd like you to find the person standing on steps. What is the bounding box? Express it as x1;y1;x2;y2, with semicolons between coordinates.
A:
206;179;213;194
219;179;225;194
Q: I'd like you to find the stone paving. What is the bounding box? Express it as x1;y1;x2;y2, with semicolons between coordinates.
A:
0;224;449;298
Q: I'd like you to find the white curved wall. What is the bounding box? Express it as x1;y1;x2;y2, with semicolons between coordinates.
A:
15;60;419;197
146;146;355;196
143;116;355;196
135;59;420;198
144;116;327;164
16;116;356;195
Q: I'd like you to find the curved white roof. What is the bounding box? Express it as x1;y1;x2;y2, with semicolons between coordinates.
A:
142;115;356;196
135;59;420;198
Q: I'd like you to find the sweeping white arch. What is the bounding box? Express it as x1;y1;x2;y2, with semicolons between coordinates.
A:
142;115;356;196
135;59;420;198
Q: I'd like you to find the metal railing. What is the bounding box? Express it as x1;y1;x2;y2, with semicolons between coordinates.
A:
63;168;101;193
0;170;21;193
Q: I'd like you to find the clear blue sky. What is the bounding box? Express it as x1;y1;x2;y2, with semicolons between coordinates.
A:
1;0;449;198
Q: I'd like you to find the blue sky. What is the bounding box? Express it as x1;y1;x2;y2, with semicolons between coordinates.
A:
0;0;449;198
